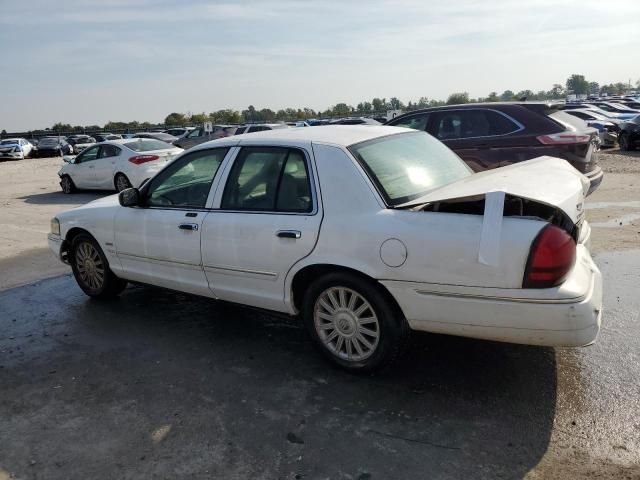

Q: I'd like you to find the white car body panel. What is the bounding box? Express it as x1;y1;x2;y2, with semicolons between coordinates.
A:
49;126;603;348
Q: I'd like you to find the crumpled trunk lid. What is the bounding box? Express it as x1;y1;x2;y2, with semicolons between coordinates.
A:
407;156;589;224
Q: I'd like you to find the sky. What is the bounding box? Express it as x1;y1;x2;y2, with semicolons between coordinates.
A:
1;0;639;131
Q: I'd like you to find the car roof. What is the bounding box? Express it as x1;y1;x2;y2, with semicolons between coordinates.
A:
1;138;23;142
191;125;411;151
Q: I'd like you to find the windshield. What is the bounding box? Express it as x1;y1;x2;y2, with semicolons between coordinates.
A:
0;140;19;145
629;114;640;125
124;139;174;152
349;131;472;206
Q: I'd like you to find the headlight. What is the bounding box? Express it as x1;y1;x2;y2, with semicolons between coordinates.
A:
50;218;60;236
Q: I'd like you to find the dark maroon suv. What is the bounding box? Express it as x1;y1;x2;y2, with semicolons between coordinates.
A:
386;102;603;194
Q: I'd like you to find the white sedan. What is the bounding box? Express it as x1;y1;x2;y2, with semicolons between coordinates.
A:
58;139;183;193
48;126;603;372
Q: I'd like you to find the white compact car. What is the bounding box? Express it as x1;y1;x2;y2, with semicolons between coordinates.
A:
0;138;33;160
58;139;183;193
48;126;603;372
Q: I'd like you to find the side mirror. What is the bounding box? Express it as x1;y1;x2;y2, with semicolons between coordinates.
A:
63;155;75;163
118;188;140;207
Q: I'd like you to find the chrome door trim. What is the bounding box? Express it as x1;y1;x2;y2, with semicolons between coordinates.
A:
203;264;278;280
117;251;202;270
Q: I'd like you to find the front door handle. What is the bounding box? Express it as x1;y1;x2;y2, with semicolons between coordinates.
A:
276;230;301;239
179;223;199;231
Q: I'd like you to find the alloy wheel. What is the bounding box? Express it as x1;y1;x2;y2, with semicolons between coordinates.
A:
75;241;105;290
313;286;380;362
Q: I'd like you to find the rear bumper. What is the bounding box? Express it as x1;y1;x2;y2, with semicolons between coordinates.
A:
584;165;603;195
382;246;602;347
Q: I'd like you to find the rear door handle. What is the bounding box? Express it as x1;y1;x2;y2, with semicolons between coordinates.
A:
179;223;199;231
276;230;301;239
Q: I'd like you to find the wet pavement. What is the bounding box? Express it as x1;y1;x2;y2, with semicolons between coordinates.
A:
1;251;639;479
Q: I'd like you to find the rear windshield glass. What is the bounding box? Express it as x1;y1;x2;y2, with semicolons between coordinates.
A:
1;140;19;145
349;132;471;206
124;139;173;152
39;138;60;145
549;111;591;131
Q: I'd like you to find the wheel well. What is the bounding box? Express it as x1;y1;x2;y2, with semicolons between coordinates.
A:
290;264;404;317
61;227;93;262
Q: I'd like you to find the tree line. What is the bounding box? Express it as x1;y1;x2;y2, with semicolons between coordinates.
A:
20;74;640;134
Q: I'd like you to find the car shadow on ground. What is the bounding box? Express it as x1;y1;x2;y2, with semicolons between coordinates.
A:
17;191;110;205
0;278;556;479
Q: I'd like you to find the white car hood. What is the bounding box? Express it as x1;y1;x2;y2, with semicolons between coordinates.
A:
410;156;589;224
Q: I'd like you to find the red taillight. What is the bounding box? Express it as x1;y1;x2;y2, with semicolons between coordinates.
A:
523;225;576;289
128;154;159;165
536;133;591;145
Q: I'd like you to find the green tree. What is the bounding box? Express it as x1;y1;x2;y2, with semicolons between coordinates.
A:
331;103;352;116
500;90;515;101
52;122;72;132
515;90;534;100
389;97;404;110
446;92;469;105
566;74;589;94
588;82;600;95
486;92;499;102
164;112;187;126
189;112;208;125
371;97;384;112
548;84;565;98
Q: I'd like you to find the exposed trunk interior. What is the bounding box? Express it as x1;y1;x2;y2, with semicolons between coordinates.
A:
418;194;579;240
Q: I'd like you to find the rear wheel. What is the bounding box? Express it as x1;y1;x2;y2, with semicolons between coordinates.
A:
115;173;132;192
302;272;409;373
60;175;75;194
70;234;127;298
619;133;635;151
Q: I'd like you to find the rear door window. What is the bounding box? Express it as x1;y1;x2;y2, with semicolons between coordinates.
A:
391;113;429;131
99;145;121;158
221;147;312;213
431;110;521;140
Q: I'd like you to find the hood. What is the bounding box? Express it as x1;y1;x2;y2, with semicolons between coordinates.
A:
83;193;120;209
404;156;589;224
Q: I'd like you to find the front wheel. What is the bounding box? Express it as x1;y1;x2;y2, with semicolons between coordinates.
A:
70;234;127;298
60;175;76;194
302;272;409;373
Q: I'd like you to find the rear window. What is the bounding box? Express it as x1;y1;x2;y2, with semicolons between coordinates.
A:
549;111;590;131
349;131;471;206
39;138;60;146
433;109;521;140
124;139;173;152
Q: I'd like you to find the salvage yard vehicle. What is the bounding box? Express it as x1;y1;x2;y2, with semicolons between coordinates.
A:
618;114;640;151
564;109;619;147
67;135;96;154
132;132;179;144
58;139;183;193
386;102;603;194
0;138;33;160
35;136;73;157
173;125;241;150
48;126;603;372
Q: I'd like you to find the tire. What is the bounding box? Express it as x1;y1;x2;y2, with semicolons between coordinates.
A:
619;133;635;151
70;234;127;299
115;173;132;192
302;272;409;373
60;175;76;194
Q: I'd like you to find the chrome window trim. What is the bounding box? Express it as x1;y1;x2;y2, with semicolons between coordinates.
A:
431;108;525;140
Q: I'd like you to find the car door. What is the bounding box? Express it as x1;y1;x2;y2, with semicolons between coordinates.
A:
113;147;230;296
70;145;100;188
201;145;322;312
93;144;122;189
